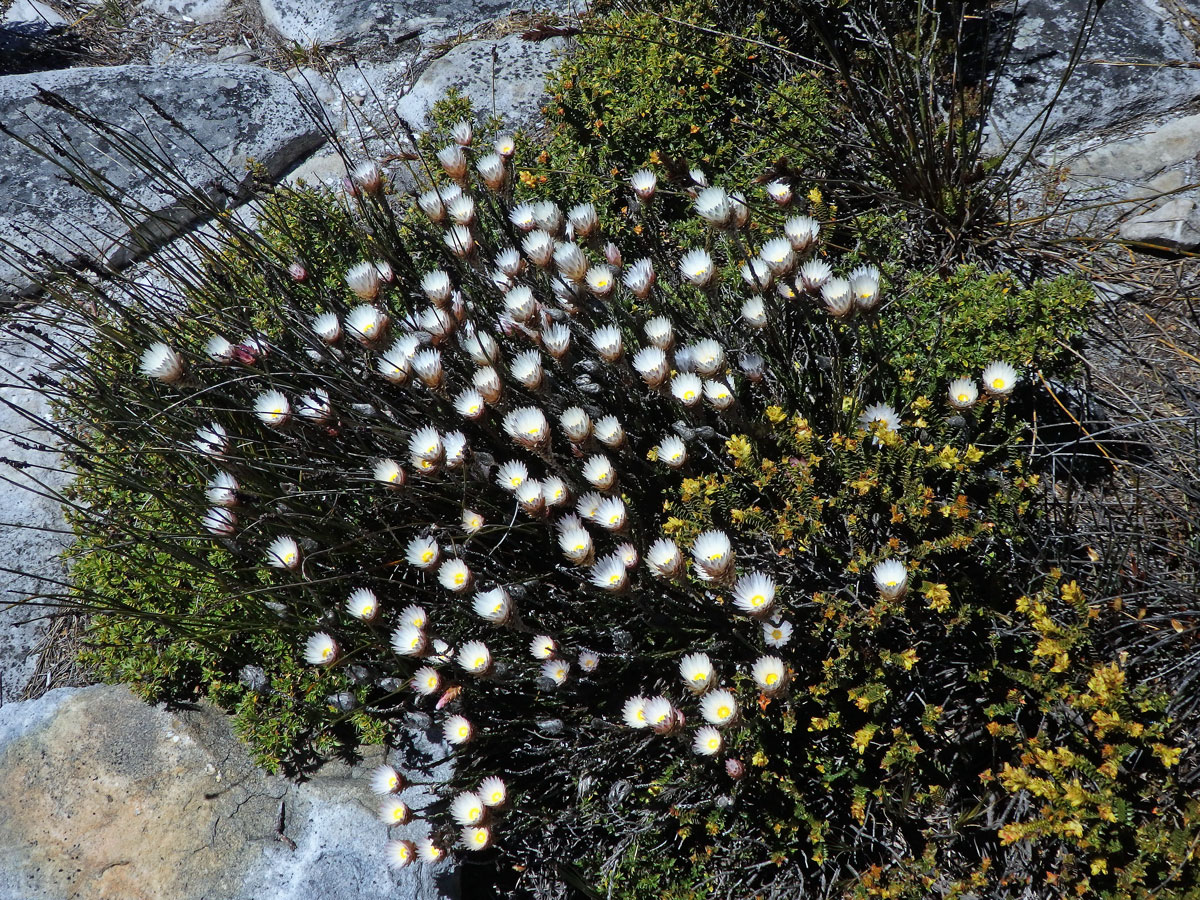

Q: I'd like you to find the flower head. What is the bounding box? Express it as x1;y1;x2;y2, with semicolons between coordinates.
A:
371;763;404;795
503;406;550;450
265;536;301;570
849;264;881;311
623;258;655;298
406;536;440;569
345;587;379;621
752;655;788;696
412;665;442;696
680;248;716;287
704;379;734;410
644;696;680;734
445;714;474;745
451;791;486;826
763;619;794;647
391;624;427;657
378;796;410;826
732;571;777;618
254;390;291;428
541;658;570;686
948;377;980;410
411;348;444;388
543;476;569;507
345;263;382;301
477;153;507;191
304;632;338;666
408;426;444;466
202;507;236;536
691;530;734;581
193;423;228;457
694;186;731;227
644;315;674;350
630;169;657;201
437;143;468;180
461;826;492;852
693;725;724;756
296;389;332;424
590;325;623;363
741;295;767;328
578;650;600;673
622;695;649;728
799;258;832;292
473;587;512;624
496;460;529;492
759;237;796;276
457;640;492;675
784;215;820;251
205;471;239;507
859;403;900;434
205;335;234;363
418;838;447;865
670;373;703;407
510;349;544;390
533;200;564;234
647;538;685;578
595;497;627;531
139;342;185;382
982;360;1019;396
461;509;484;533
632;346;669;387
582;454;617;490
557;516;594;565
679;652;716;693
654;435;688;469
479;775;507;808
872;558;909;599
444;225;474;258
700;688;738;727
438;559;473;592
821;277;854;318
386;839;416;870
589;554;629;592
474;366;503;404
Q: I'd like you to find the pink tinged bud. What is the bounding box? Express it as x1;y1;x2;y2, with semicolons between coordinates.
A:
725;758;745;778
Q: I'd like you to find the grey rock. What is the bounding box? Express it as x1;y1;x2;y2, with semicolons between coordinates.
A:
259;0;514;46
988;0;1200;149
1119;195;1200;248
1068;113;1200;182
395;32;566;131
1;0;66;27
0;317;71;705
0;685;456;900
217;44;264;64
138;0;230;22
0;64;326;301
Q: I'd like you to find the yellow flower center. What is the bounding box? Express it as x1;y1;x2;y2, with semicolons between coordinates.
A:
692;673;707;683
473;831;487;845
992;378;1005;389
410;637;421;649
596;278;609;288
765;672;778;685
510;476;522;486
421;550;434;563
490;791;503;804
609;514;621;526
426;676;439;689
454;572;466;585
608;573;621;584
771;630;782;640
683;390;696;401
321;646;332;659
707;737;720;750
418;459;433;470
717;705;731;718
751;594;765;607
957;393;970;402
708;552;723;562
361;605;374;617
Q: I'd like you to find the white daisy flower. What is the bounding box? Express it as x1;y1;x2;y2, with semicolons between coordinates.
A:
205;471;239;507
560;407;592;443
741;295;768;328
444;224;474;258
799;258;832;292
732;571;777;618
646;538;685;578
522;229;555;267
689;339;725;376
872;558;909;600
205;335;235;363
859;402;900;434
379;796;410;826
741;258;772;293
461;826;492;852
619;541;642;567
540;323;572;360
438;559;473;592
446;194;475;227
693;725;724;756
821;277;854;318
582;454;617;490
510;202;537;231
400;605;427;629
567;202;599;238
371;763;403;795
408;426;444;465
473;366;503;404
679;248;716;287
542;475;569;507
763;619;794;647
202;507;236;536
948;378;980;410
759;237;796;275
503;285;536;323
700;688;738;726
346;302;388;343
592;415;625;449
630;169;657;201
444;714;474;745
740;352;767;381
752;655;788;696
193;422;229;457
296;389;332;423
418;838;447;865
557;515;594;564
623;258;656;299
632;345;669;387
418;189;447;224
486;131;514;160
369;458;405;490
510;348;544;390
411;665;442;696
595;497;627;531
576;491;605;521
405;536;440;569
692;530;734;581
462;509;485;533
655;435;688;468
476;152;507;191
479;775;507;808
783;215;820;251
459;327;499;367
438;143;468;180
694;186;731;227
644;315;674;350
451;791;487;827
590;325;623;363
679;652;716;693
303;632;338;666
137;343;183;383
729;191;749;228
345;587;379;621
515;478;545;516
254;390;291;428
670;372;704;407
411;348;443;388
472;588;512;624
496;460;529;492
541;658;570;686
589;554;629;592
376;343;411;384
533;200;564;233
553;242;589;283
849;264;881;311
644;696;679;734
578;650;600;673
982;360;1019;397
704;379;734;410
622;695;649;728
419;305;455;339
503;406;550;450
391;624;427;657
452;388;486;421
495;248;524;278
265;535;300;570
457;641;492;675
386;839;417;870
530;635;557;660
765;179;792;205
585;265;616;297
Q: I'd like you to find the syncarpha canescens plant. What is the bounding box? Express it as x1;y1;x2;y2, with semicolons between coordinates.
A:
31;109;1064;897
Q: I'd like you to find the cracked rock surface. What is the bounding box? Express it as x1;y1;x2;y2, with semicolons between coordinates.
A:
0;685;456;900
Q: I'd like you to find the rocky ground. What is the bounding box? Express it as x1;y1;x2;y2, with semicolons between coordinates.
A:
0;0;1197;897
